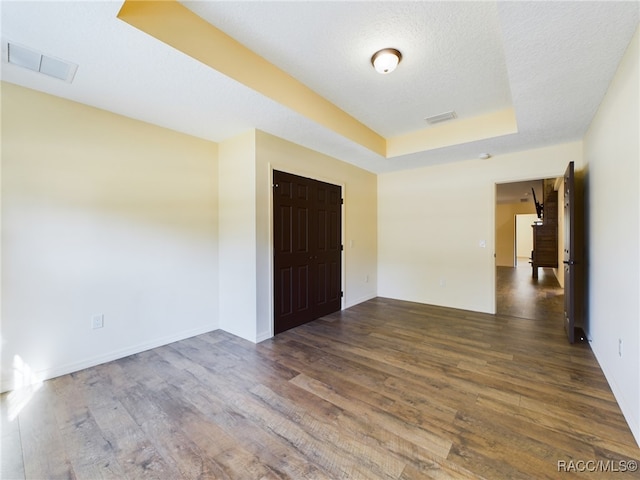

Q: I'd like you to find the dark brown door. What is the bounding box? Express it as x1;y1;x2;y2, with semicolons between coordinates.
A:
563;161;584;343
273;170;342;334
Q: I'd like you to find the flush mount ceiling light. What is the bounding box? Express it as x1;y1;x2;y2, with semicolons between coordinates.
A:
371;48;402;74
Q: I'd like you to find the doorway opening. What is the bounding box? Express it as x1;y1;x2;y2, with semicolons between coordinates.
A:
515;213;538;266
495;178;564;321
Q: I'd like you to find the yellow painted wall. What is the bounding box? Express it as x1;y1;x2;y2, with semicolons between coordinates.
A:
495;201;536;267
1;83;219;392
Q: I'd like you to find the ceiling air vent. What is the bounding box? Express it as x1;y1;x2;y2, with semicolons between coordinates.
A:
425;110;457;125
6;42;78;83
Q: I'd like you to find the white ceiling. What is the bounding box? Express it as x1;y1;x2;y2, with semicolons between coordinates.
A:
186;1;513;138
1;1;638;173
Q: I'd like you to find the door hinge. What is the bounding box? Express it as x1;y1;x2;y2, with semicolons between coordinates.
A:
341;198;344;205
341;244;344;251
341;291;344;298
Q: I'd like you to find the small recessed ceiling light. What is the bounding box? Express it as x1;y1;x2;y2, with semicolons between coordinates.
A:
371;48;402;74
479;153;491;160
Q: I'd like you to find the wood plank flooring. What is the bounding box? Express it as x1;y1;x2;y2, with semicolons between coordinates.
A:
496;265;565;321
2;298;638;479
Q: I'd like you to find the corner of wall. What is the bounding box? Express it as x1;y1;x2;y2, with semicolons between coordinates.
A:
2;83;220;391
217;130;259;343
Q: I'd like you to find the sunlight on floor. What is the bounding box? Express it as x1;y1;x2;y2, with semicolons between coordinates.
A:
7;355;43;421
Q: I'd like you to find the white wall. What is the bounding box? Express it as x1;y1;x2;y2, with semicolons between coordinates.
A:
583;25;639;446
378;141;582;314
1;83;219;392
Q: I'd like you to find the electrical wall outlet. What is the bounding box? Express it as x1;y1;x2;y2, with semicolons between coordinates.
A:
92;314;104;329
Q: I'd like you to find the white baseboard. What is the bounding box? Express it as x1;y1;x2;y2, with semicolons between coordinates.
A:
591;342;640;448
344;293;377;309
1;325;218;394
255;330;273;343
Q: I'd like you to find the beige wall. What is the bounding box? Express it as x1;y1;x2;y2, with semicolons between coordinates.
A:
218;131;258;341
515;214;537;260
1;83;219;392
378;141;582;314
0;83;377;389
216;130;378;342
495;202;536;267
583;25;639;445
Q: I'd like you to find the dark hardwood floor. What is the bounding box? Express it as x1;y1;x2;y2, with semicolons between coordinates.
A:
3;297;638;479
496;263;565;321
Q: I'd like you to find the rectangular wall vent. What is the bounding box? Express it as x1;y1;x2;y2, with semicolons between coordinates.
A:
425;110;457;125
6;42;78;83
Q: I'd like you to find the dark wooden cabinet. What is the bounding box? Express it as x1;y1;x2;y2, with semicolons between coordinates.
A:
531;179;558;278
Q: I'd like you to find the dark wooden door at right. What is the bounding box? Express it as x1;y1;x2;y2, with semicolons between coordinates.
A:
563;161;585;343
273;170;342;334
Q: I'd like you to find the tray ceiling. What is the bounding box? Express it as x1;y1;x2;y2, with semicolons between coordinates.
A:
1;1;638;173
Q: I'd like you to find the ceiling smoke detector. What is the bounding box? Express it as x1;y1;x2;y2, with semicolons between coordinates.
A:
425;111;457;125
6;42;78;83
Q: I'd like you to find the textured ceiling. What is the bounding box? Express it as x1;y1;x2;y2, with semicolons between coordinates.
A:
1;1;638;173
186;1;513;137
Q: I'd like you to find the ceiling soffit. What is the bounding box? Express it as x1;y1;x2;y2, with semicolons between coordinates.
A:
117;0;518;159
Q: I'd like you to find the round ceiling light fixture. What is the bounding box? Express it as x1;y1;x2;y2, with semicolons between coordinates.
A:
479;153;492;160
371;48;402;74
